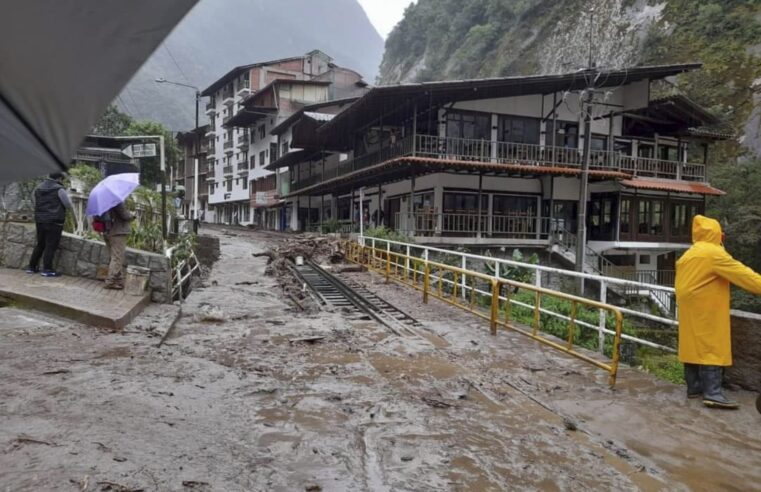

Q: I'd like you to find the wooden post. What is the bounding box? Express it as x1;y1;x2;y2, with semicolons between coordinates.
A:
477;173;483;239
412;102;418;156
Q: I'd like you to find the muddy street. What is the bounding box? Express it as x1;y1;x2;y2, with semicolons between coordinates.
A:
1;227;759;491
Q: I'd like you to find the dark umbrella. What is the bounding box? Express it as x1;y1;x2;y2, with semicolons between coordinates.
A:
0;0;198;184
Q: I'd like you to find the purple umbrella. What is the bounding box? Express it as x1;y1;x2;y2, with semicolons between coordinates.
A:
86;173;139;217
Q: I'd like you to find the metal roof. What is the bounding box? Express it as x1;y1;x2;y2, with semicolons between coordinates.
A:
270;97;361;136
620;178;725;196
317;63;703;147
200;55;305;96
285;156;631;198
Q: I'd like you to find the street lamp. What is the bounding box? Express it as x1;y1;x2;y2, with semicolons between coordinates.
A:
155;77;201;230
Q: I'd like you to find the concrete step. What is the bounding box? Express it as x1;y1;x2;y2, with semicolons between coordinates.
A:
0;268;151;330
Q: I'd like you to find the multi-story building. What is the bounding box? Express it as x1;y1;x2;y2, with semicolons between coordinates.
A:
200;50;367;225
176;125;211;219
274;63;729;286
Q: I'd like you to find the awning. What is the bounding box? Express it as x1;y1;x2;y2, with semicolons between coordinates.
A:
224;107;278;128
0;0;198;183
620;178;725;196
285;156;631;198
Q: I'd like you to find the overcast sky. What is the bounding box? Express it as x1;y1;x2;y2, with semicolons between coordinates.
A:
358;0;416;39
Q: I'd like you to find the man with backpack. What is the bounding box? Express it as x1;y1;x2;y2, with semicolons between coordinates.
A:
26;173;73;277
98;201;135;290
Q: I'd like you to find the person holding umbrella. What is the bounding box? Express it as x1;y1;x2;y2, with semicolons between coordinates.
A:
87;173;138;290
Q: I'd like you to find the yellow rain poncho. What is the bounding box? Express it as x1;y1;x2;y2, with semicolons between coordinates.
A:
676;215;761;366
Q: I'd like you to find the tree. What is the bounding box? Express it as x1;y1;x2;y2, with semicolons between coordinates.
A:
91;105;133;136
125;120;179;188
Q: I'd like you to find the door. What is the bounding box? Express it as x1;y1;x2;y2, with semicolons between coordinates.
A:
387;197;401;230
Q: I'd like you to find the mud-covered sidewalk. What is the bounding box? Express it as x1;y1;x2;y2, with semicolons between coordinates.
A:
1;227;759;491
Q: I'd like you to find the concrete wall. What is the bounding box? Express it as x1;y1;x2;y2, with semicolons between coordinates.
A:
0;221;172;303
727;311;761;392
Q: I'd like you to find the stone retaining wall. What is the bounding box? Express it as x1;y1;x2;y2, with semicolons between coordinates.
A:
0;221;171;303
728;311;761;392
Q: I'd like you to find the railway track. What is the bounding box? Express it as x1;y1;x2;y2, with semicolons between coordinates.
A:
293;260;422;337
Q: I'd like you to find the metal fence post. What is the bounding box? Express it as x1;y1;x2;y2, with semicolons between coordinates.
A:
405;244;411;280
461;256;467;300
385;250;391;282
490;281;499;336
599;280;607;353
423;262;430;304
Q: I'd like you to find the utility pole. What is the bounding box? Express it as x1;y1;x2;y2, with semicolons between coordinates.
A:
575;90;594;280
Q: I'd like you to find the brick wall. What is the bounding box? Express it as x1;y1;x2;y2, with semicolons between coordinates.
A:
0;221;172;303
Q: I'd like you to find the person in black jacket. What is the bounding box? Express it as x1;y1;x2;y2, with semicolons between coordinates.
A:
26;173;73;277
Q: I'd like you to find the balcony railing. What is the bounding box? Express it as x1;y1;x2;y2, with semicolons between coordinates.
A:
290;135;708;192
393;212;551;240
223;165;233;175
223;140;234;150
205;101;216;112
237;161;248;172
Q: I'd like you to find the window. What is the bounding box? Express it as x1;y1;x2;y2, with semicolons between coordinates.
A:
209;184;214;195
258;126;266;139
492;195;537;216
443;192;487;213
259;150;266;167
638;199;664;237
671;201;700;238
500;115;540;144
281;140;289;157
620;198;631;235
226;180;232;192
659;145;679;162
250;155;256;169
591;135;608;151
546;121;578;148
446;111;490;140
640;254;651;265
242;179;248;190
270;142;279;163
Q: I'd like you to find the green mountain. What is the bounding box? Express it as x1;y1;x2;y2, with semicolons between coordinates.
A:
379;0;761;310
379;0;761;156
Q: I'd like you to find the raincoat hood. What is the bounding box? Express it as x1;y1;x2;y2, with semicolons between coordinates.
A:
692;215;722;245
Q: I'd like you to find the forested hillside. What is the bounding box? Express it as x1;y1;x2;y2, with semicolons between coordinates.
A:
380;0;761;309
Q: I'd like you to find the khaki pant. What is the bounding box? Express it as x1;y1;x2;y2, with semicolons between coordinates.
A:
104;234;127;287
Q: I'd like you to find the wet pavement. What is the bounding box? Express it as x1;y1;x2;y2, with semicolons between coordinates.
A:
0;226;759;491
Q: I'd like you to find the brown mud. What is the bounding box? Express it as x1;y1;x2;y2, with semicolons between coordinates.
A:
0;226;758;491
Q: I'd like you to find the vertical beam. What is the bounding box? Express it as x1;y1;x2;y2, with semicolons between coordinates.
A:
378;182;383;227
477;173;483;238
490;114;498;162
409;175;416;236
411;102;419;156
351;188;356;230
551;92;558;163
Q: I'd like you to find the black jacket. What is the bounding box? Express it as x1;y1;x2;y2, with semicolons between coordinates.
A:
34;179;66;225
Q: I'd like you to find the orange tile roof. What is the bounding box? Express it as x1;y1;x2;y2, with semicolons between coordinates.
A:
620;178;725;196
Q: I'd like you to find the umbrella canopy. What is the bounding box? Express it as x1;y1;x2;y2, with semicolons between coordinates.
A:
0;0;198;184
86;173;139;217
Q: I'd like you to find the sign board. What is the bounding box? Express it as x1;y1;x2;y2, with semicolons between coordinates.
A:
255;191;268;205
122;143;157;158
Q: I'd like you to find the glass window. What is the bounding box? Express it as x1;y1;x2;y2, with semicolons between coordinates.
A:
500;116;540;144
446;111;490;140
242;179;248;190
259;151;266;167
620;198;631;235
413;192;435;211
443;192;487;213
546;120;578;148
258;126;266;139
493;195;537;216
591;135;608;151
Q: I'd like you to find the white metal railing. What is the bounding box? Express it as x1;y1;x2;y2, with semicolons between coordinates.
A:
166;245;201;301
358;235;678;354
393;212;551;240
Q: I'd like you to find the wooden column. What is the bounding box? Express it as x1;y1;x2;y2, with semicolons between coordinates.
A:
477;173;483;239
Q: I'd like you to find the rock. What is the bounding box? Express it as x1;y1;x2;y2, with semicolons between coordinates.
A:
305;485;322;491
563;418;578;431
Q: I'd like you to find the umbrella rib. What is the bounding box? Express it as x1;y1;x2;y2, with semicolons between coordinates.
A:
0;92;69;173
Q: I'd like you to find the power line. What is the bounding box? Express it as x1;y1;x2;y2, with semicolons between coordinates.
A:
164;43;191;86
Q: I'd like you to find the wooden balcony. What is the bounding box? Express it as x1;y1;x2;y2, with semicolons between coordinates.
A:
291;135;707;192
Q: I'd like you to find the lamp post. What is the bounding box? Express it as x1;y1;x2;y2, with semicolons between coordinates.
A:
155;78;201;231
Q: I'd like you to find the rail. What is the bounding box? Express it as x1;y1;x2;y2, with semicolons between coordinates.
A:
345;241;624;386
356;235;677;351
166;244;200;301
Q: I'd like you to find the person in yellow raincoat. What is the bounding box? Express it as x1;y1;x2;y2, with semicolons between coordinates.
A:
676;215;761;409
